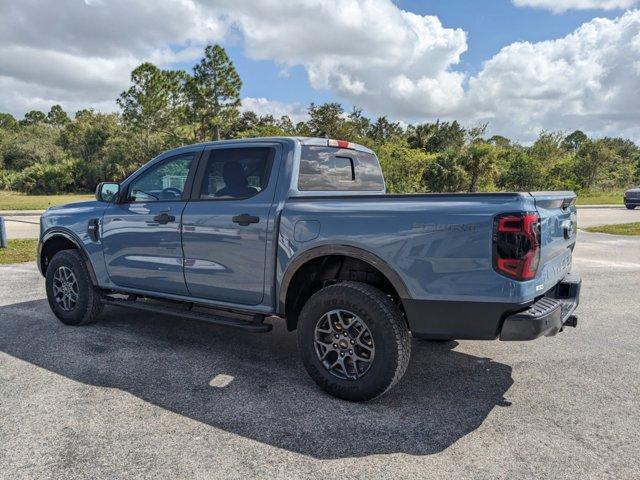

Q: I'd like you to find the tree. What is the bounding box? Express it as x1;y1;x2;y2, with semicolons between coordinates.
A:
345;107;371;139
460;140;496;192
189;44;242;141
21;110;46;125
118;63;189;149
530;131;565;162
562;130;587;152
423;150;468;192
408;120;465;153
488;135;511;149
46;105;71;127
0;113;18;130
307;102;345;138
377;142;433;193
574;139;616;190
368;116;403;143
497;149;544;191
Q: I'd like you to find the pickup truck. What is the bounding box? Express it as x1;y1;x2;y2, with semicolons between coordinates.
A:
38;137;581;401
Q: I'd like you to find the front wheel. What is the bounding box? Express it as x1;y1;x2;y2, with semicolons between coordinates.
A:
45;250;103;326
626;204;636;210
297;282;411;402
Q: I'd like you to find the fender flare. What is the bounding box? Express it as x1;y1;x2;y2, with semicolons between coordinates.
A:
38;228;98;285
277;244;410;315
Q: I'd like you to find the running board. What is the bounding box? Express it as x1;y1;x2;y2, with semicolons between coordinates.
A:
101;296;272;333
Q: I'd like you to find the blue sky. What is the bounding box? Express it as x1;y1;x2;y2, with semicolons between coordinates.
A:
1;0;639;141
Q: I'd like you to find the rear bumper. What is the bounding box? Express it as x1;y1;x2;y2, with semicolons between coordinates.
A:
403;273;581;341
500;274;581;341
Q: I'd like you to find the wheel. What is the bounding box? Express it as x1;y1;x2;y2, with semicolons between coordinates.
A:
626;205;636;210
45;250;103;326
297;282;411;402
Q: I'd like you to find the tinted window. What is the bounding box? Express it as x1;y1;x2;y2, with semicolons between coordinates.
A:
298;146;384;191
199;147;273;200
127;154;194;202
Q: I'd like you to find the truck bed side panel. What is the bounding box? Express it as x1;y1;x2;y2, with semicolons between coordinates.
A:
278;194;539;339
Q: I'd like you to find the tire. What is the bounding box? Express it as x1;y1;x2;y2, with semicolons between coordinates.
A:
626;205;636;210
297;282;411;402
45;249;103;326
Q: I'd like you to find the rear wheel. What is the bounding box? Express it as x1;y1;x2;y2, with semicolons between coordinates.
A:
297;282;411;402
626;204;636;210
45;250;103;326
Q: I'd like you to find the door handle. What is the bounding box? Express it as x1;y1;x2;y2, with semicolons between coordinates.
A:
232;214;260;226
153;212;176;225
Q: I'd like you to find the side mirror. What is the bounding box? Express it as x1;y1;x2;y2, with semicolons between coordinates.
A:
96;182;120;203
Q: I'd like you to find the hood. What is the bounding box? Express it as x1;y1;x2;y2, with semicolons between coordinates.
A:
44;200;103;215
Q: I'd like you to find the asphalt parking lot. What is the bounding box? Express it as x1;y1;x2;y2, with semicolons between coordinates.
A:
1;212;639;479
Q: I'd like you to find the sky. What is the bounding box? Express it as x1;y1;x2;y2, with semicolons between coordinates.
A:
1;0;640;142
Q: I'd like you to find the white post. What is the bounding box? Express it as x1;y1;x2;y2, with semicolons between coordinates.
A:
0;217;6;248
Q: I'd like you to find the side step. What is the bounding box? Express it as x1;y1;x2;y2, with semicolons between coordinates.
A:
101;296;272;333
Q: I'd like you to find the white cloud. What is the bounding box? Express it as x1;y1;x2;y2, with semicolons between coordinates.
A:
465;10;640;140
240;97;307;123
1;0;639;142
0;0;227;115
512;0;639;13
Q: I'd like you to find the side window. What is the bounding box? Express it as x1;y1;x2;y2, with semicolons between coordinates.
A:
298;146;384;191
198;147;274;200
127;154;194;202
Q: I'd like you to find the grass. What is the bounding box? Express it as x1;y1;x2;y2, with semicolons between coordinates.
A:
0;239;38;264
575;190;624;205
584;222;640;236
0;191;92;211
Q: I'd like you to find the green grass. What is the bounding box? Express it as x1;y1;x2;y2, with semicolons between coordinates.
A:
584;222;640;236
0;239;38;264
575;191;624;205
0;191;92;211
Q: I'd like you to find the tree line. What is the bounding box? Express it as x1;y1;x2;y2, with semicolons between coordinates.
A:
0;44;638;195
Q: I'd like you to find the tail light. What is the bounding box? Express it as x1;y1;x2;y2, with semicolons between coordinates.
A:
493;212;541;281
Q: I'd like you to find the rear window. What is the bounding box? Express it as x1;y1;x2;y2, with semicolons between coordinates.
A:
298;146;384;191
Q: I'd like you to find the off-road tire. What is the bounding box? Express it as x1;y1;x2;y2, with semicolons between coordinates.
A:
297;281;411;402
45;249;103;326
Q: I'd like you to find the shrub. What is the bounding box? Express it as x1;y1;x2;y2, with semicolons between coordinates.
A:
9;161;76;194
377;142;434;193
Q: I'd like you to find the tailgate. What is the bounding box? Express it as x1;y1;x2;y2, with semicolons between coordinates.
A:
530;191;577;288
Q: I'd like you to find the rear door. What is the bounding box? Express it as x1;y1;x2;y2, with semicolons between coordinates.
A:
181;144;280;305
101;150;200;295
531;191;578;287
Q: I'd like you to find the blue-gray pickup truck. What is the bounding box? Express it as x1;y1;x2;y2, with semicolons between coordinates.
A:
38;137;581;401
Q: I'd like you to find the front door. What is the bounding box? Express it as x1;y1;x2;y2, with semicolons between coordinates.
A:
181;145;279;305
101;151;198;295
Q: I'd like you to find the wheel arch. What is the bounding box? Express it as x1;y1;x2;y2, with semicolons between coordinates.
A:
39;229;98;285
278;245;410;331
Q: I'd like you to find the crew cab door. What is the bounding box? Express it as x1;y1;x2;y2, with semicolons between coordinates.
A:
101;150;200;295
181;144;280;305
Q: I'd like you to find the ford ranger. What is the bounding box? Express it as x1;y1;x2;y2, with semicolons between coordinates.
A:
38;137;581;401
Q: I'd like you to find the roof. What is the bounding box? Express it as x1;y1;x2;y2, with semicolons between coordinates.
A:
179;136;375;155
